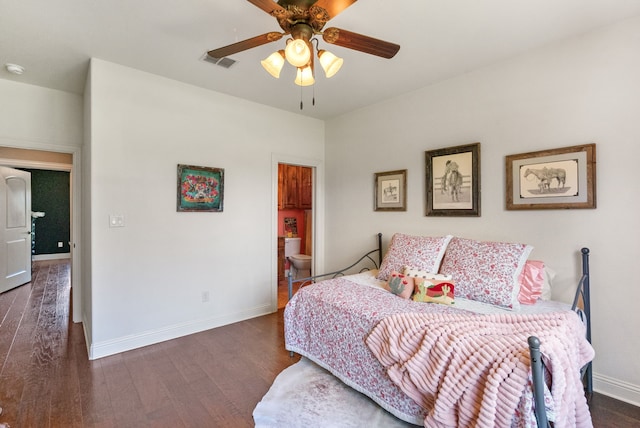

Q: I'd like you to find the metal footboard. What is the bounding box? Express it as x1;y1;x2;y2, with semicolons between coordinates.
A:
529;247;592;428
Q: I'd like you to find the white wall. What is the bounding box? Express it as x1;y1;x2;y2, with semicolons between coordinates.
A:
82;68;94;348
87;59;324;358
325;17;640;405
0;79;83;148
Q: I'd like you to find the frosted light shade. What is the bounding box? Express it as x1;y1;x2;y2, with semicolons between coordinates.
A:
285;39;311;67
318;50;343;78
294;66;315;86
261;50;285;78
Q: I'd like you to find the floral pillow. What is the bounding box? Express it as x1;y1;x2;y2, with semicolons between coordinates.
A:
383;271;414;299
377;233;453;281
439;237;533;310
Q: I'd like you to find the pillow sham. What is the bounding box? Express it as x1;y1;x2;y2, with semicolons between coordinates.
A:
439;237;533;310
377;233;453;281
413;278;455;305
383;271;414;299
541;265;556;300
518;260;545;304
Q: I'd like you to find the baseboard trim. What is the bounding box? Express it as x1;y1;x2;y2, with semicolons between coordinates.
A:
88;305;273;360
33;253;71;261
594;373;640;407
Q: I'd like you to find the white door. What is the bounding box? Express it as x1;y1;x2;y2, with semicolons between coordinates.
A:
0;166;32;293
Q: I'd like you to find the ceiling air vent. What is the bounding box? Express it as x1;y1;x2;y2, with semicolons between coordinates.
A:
202;53;237;69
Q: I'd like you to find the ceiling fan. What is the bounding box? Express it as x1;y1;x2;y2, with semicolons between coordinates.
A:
207;0;400;86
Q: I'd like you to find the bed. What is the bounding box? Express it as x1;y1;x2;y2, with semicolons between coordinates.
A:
284;233;594;428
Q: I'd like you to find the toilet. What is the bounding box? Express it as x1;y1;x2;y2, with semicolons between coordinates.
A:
284;237;312;279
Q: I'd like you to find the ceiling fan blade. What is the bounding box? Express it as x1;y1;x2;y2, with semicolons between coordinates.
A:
322;27;400;59
314;0;357;19
207;32;284;59
247;0;285;14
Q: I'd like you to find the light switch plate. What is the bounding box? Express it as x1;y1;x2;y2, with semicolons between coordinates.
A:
109;214;125;227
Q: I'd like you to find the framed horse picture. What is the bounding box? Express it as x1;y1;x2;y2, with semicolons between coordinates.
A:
506;144;596;210
425;143;481;217
374;169;407;211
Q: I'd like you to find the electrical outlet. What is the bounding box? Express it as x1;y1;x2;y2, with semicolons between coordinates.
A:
58;242;63;248
201;291;210;303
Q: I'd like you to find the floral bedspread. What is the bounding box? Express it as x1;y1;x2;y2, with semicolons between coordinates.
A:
285;278;463;425
284;277;563;427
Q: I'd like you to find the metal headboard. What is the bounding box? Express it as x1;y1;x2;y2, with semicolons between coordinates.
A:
287;232;383;301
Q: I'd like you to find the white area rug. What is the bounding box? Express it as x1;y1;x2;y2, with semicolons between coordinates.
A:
253;358;418;427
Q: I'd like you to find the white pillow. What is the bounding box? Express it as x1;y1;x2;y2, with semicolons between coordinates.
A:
541;266;556;300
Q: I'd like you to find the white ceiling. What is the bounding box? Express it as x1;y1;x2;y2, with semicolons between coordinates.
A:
2;0;640;119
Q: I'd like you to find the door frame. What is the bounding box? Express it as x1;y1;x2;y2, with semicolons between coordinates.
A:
0;143;82;323
272;153;324;311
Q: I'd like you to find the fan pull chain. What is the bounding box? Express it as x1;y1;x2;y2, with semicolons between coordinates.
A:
299;85;316;110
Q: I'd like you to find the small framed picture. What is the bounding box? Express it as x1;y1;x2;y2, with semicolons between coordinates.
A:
506;144;596;210
374;169;407;211
425;143;481;217
177;164;224;212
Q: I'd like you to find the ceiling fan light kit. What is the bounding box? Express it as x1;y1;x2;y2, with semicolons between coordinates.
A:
261;50;286;78
295;65;315;86
317;49;342;78
284;38;311;67
208;0;400;93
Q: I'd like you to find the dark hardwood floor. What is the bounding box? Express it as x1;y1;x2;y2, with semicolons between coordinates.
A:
1;260;638;427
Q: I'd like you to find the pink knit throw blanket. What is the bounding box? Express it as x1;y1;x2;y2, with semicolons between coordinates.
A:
366;311;594;428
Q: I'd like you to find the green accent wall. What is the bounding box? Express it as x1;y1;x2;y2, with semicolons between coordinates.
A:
21;169;70;255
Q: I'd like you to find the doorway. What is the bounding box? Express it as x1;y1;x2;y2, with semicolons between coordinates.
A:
277;162;314;309
0;145;81;322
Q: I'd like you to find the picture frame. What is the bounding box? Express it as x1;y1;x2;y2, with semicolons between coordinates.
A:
506;143;596;210
177;164;224;212
374;169;407;211
425;143;481;217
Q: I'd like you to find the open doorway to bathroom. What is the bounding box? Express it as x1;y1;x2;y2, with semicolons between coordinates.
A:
277;163;313;309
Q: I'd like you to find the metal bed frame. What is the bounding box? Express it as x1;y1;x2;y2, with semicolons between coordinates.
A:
287;232;383;301
286;234;593;428
529;247;592;427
